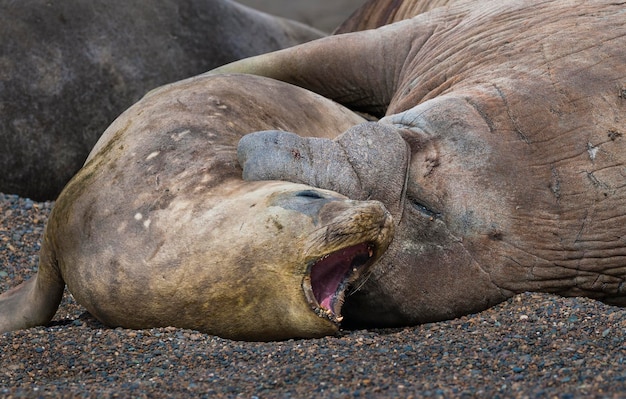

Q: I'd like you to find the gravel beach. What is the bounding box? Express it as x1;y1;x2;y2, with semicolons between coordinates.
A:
1;192;625;398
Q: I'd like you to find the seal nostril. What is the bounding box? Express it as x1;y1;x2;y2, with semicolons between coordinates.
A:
295;190;325;199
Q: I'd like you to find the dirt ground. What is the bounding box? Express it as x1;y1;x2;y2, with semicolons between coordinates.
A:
237;0;368;32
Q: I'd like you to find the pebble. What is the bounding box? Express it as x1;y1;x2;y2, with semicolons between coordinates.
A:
1;192;626;398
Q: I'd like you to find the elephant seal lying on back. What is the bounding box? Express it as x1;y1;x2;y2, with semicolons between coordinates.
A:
217;0;626;328
0;0;323;201
0;74;394;341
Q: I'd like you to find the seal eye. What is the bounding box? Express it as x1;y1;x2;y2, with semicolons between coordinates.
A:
295;190;325;199
410;197;441;220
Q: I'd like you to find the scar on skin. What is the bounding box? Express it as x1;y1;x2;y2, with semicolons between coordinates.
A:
171;130;190;141
146;151;160;161
587;142;598;161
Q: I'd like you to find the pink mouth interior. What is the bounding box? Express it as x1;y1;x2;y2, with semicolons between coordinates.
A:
310;243;373;313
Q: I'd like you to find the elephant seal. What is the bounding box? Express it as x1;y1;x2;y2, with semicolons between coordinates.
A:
0;73;394;341
0;0;323;201
216;0;626;327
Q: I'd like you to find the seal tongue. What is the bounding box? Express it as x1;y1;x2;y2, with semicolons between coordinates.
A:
310;243;373;313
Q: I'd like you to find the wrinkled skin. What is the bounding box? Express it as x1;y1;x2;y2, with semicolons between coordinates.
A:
217;0;626;328
0;0;323;201
0;74;394;340
334;0;455;33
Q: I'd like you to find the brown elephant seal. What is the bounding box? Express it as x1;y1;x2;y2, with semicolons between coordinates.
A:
0;73;394;341
0;0;324;201
215;0;626;328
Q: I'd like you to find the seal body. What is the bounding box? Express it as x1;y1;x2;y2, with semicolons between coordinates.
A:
218;0;626;327
334;0;455;33
0;0;323;200
0;74;393;340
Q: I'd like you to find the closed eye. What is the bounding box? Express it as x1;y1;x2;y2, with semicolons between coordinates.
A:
295;190;325;199
409;197;441;220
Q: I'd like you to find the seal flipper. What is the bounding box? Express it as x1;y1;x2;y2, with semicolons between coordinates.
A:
0;244;64;332
208;18;423;117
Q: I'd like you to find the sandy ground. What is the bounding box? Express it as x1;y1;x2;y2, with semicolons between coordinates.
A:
237;0;368;32
1;193;626;398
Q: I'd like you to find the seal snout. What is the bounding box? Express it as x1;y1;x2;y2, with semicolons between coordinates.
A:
302;200;394;325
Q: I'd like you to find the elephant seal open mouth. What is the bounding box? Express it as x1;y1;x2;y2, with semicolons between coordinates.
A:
266;188;394;326
304;213;395;324
305;242;376;323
